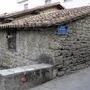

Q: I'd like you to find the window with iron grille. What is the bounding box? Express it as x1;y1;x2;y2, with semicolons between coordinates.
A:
7;30;16;51
45;0;51;4
64;0;72;2
24;3;28;10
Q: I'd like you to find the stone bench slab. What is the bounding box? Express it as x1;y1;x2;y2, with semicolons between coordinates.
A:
0;64;54;90
0;64;53;76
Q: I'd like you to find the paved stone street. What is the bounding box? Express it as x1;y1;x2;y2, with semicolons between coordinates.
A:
30;67;90;90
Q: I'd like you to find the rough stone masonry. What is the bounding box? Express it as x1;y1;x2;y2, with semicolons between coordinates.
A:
0;13;90;76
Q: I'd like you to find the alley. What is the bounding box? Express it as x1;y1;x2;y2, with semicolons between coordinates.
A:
30;67;90;90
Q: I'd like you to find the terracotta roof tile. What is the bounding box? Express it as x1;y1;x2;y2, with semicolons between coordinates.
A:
0;5;90;29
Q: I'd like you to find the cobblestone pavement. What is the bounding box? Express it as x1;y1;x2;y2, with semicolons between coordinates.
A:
30;67;90;90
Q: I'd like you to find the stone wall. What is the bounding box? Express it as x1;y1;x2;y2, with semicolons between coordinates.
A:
0;16;90;71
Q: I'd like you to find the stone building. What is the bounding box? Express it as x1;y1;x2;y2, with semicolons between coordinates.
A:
0;3;90;75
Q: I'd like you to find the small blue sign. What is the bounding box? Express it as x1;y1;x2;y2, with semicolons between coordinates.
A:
56;25;69;35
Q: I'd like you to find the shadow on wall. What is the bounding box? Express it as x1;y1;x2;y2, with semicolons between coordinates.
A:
36;54;54;65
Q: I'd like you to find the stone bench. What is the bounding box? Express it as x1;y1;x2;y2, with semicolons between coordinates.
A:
0;64;54;90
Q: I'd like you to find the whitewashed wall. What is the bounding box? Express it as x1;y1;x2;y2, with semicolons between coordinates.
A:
0;0;18;14
62;0;90;9
0;0;90;14
17;0;60;11
17;0;90;11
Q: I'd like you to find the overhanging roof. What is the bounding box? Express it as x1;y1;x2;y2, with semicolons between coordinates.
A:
0;5;90;29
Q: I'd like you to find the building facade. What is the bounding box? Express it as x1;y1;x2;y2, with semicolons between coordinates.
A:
0;4;90;76
17;0;90;11
17;0;61;10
